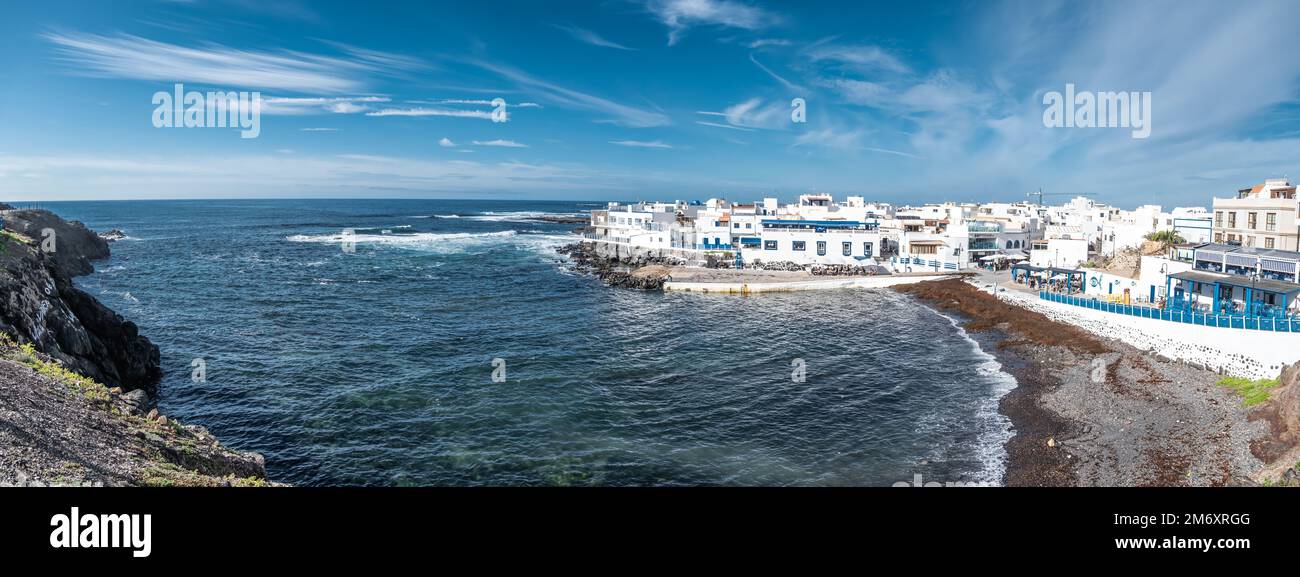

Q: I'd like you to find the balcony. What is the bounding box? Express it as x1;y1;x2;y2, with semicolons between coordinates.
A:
968;241;1000;251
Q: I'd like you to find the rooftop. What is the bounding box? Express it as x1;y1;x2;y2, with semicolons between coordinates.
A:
1169;269;1300;296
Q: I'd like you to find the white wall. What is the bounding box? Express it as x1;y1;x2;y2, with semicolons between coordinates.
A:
749;230;880;265
1030;238;1088;268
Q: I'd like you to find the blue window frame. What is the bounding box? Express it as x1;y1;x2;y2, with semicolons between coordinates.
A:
792;241;806;251
764;240;778;250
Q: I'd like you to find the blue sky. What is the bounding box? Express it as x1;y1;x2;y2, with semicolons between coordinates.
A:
2;0;1300;207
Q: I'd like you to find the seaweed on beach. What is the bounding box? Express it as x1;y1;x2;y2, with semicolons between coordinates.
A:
893;279;1111;354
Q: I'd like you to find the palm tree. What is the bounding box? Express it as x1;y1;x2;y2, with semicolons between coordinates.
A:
1145;230;1185;251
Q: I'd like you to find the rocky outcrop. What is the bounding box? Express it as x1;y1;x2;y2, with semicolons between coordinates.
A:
2;209;109;277
0;209;160;393
557;242;673;290
99;229;127;242
1249;363;1300;464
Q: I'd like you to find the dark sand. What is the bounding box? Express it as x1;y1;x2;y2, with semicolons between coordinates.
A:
896;279;1265;486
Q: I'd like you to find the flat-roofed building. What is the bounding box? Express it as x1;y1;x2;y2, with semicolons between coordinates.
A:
1212;178;1299;250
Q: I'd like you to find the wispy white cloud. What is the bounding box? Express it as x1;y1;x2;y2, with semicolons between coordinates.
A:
299;127;339;132
439;137;456;147
644;0;781;46
697;97;788;130
749;53;800;91
695;120;756;132
806;40;910;74
472;139;528;148
407;98;542;108
262;96;390;115
472;59;670;127
748;38;791;49
550;23;636;50
0;153;601;199
610;139;673;149
792;128;863;150
42;31;422;93
366;107;493;119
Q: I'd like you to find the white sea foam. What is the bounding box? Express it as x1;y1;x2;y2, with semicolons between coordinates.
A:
939;311;1017;487
286;229;573;256
465;211;581;222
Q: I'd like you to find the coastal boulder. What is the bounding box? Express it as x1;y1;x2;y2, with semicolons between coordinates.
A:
1249;362;1300;463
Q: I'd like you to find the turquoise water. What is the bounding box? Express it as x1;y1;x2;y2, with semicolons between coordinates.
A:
51;199;1014;486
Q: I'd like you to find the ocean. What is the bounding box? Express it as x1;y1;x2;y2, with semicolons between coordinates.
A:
49;199;1015;486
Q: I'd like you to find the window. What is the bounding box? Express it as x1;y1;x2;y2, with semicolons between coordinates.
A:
1228;212;1237;228
842;242;852;256
913;244;937;255
863;242;873;256
1215;211;1223;227
1267;213;1277;232
1248;212;1257;229
816;241;826;256
1266;237;1275;249
764;240;778;250
1214;232;1223;243
792;240;806;251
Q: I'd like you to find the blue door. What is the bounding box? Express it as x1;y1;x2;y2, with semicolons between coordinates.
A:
1149;286;1155;302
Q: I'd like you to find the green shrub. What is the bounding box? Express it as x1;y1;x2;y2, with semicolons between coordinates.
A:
1216;376;1280;407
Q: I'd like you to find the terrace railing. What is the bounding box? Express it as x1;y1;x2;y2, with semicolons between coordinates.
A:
1039;291;1300;332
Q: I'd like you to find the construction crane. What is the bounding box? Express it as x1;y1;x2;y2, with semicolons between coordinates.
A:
1026;188;1094;206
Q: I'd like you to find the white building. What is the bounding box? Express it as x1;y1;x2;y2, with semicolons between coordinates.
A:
1212;178;1299;250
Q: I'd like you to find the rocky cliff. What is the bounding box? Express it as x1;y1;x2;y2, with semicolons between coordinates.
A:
0;209;160;393
0;207;273;486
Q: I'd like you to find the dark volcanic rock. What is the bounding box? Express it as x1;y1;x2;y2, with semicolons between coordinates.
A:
556;242;673;290
99;229;127;242
1249;361;1300;464
0;209;160;392
2;209;109;276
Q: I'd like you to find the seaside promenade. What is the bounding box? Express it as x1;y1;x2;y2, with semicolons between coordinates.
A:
971;269;1300;379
